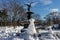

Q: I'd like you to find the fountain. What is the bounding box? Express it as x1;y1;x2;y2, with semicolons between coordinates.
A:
24;2;39;40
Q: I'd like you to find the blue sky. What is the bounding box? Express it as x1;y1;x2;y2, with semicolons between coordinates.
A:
0;0;60;19
20;0;60;19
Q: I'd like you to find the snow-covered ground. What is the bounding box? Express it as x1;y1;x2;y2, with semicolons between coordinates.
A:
0;27;60;40
0;18;60;40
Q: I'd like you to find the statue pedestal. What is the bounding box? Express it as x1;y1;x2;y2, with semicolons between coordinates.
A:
26;12;34;19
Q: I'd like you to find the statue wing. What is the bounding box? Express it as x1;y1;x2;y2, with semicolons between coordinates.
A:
30;2;34;5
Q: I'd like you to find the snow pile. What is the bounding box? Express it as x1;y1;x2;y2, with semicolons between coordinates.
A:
13;38;24;40
5;26;24;33
15;26;24;33
27;18;37;35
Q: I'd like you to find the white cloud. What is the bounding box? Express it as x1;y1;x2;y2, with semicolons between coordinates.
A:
40;0;52;5
51;9;59;12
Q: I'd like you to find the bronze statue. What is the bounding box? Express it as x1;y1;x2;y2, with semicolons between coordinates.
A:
26;2;34;11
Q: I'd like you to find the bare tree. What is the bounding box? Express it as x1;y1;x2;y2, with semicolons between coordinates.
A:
45;12;60;25
1;0;26;26
0;9;8;26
